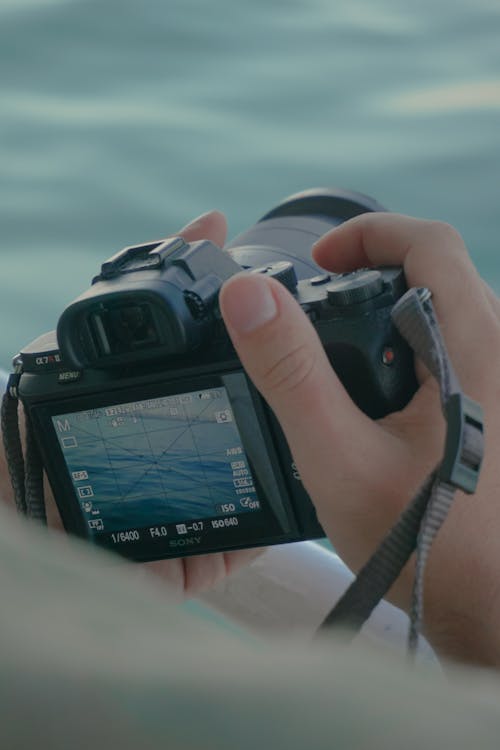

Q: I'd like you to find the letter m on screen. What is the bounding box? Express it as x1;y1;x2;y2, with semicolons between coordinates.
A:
56;419;71;433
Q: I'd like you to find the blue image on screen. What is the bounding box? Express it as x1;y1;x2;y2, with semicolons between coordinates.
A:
52;387;259;535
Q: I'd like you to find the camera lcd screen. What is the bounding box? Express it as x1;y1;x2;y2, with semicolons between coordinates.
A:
51;386;261;541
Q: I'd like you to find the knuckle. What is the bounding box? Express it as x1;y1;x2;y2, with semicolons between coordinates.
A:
406;221;474;287
261;343;317;397
427;220;466;250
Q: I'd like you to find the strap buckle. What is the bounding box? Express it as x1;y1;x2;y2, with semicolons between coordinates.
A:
6;371;22;400
439;393;484;493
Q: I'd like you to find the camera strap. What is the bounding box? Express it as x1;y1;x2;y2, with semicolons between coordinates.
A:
1;368;46;523
319;287;484;658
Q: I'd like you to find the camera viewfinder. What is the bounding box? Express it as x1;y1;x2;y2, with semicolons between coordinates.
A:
90;303;160;356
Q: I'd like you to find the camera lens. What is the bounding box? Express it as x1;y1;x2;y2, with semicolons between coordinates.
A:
225;188;386;280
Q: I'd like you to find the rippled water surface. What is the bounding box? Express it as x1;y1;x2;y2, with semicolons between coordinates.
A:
1;0;499;365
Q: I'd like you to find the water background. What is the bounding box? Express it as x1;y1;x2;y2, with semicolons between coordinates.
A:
1;0;499;367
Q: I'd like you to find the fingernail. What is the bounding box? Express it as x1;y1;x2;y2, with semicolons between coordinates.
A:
179;210;215;233
221;273;278;334
311;235;327;251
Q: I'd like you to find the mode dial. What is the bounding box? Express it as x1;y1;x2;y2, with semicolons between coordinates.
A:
251;261;298;293
326;269;383;306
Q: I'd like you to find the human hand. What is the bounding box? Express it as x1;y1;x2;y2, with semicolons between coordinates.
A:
219;213;500;666
0;210;263;598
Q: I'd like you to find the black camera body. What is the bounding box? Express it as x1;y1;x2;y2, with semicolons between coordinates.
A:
12;189;417;561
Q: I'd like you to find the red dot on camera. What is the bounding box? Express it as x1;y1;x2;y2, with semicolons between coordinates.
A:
382;348;395;365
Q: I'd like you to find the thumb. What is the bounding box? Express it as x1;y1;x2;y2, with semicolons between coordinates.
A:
219;272;383;512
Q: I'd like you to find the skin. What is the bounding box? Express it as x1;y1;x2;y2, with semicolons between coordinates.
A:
2;210;499;667
219;213;500;667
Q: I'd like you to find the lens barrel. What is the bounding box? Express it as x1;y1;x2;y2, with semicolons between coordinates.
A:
225;188;386;280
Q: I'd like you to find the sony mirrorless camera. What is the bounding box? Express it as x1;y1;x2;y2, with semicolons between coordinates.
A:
9;188;417;561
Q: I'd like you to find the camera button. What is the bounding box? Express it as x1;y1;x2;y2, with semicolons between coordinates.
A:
253;261;298;292
310;273;331;286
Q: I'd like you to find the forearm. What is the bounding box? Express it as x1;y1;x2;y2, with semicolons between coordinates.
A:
423;536;500;668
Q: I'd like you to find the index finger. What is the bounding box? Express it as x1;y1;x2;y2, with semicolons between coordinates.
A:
312;213;472;281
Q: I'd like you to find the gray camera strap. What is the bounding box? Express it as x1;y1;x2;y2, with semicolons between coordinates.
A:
319;287;484;658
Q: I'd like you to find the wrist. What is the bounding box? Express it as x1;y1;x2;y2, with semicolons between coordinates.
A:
423;557;500;667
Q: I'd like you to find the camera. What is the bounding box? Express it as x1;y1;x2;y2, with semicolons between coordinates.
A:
8;188;417;562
